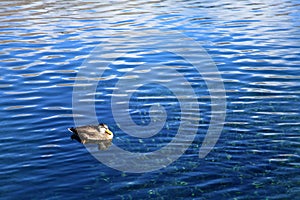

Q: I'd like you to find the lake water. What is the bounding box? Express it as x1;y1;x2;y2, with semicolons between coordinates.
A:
1;0;300;199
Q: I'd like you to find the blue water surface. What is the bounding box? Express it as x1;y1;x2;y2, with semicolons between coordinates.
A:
0;0;299;199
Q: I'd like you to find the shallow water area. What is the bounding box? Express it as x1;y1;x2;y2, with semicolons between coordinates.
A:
1;0;300;199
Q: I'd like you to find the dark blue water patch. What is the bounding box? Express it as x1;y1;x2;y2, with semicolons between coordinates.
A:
129;84;180;118
93;52;210;153
123;83;181;152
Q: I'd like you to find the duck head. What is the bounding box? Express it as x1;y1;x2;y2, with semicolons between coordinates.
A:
98;123;113;139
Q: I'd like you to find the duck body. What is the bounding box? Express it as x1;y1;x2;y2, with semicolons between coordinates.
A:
68;123;113;144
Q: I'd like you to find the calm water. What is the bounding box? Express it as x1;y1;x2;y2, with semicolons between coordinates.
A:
1;0;300;199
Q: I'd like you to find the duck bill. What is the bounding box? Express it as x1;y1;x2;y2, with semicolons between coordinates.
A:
105;129;113;135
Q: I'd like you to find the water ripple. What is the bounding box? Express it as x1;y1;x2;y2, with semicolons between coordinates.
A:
0;0;299;199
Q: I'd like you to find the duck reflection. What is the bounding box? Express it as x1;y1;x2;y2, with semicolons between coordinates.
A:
70;134;112;150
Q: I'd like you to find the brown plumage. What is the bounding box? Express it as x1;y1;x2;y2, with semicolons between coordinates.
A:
68;123;113;144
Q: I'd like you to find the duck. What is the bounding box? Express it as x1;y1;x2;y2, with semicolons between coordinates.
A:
68;123;113;144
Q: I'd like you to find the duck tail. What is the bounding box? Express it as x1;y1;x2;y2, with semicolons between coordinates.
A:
68;127;76;134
